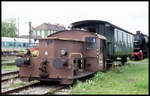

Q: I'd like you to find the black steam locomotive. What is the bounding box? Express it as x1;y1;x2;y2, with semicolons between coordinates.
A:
130;31;149;60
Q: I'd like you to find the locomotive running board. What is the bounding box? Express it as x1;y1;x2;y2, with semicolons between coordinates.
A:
73;72;96;79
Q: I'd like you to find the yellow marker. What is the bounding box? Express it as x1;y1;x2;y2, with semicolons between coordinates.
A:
32;50;39;56
69;52;83;72
69;52;83;58
58;38;84;42
59;38;70;41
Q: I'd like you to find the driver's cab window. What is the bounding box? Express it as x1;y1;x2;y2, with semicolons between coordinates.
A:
85;37;97;49
47;39;53;46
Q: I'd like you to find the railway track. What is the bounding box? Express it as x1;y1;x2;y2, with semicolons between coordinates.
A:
2;75;18;82
2;81;40;95
1;70;70;95
2;70;19;83
2;81;69;95
2;62;16;66
2;70;19;77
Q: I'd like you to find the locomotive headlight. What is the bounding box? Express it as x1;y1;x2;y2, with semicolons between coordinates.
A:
60;49;67;56
44;51;48;56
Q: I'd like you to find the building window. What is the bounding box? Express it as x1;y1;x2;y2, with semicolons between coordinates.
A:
2;42;5;47
18;43;21;47
23;43;26;47
48;30;50;35
35;31;37;36
40;30;42;36
51;30;53;34
41;30;44;38
38;31;40;36
54;30;56;34
32;31;34;35
45;30;48;37
8;42;13;47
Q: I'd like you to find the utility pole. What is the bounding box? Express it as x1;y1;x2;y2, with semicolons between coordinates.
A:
18;18;19;37
29;21;32;47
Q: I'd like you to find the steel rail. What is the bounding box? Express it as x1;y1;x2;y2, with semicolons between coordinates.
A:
2;75;19;82
2;81;68;95
48;85;69;95
2;70;19;77
2;62;16;66
1;81;40;95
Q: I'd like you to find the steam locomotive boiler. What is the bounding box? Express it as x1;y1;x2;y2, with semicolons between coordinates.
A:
16;30;106;84
130;31;149;60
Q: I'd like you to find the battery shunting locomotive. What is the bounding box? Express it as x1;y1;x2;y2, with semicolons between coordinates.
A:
16;30;106;84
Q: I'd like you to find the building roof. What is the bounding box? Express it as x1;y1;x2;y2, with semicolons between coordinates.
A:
33;23;66;31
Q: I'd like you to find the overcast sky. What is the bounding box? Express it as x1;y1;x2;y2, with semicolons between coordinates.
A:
2;1;149;36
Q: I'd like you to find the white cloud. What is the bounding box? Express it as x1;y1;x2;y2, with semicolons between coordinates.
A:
2;1;148;35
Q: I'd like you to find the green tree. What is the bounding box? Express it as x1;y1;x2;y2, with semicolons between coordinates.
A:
2;20;18;37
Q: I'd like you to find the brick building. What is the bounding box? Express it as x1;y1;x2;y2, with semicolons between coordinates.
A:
31;23;66;38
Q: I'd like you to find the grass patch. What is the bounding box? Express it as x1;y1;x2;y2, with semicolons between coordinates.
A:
128;58;149;63
139;58;149;63
8;82;26;88
2;65;19;71
2;56;17;61
70;59;149;94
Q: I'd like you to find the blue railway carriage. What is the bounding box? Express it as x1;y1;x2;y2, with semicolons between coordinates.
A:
71;20;134;66
2;37;39;55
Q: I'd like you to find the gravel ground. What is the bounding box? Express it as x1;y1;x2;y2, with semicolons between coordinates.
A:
1;79;23;92
11;85;60;95
55;88;71;94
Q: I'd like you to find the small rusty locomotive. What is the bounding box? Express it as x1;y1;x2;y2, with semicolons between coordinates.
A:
16;30;106;84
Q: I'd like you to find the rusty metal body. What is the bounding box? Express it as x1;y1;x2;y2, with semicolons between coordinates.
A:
17;30;106;84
